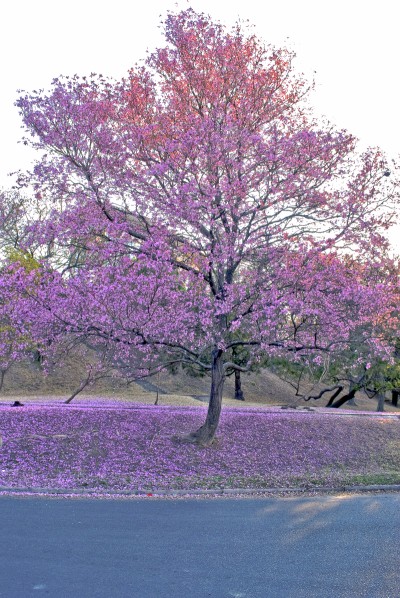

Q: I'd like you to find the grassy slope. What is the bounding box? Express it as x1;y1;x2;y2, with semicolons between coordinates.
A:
2;357;399;412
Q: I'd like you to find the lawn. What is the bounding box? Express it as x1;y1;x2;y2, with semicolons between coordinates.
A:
0;401;399;494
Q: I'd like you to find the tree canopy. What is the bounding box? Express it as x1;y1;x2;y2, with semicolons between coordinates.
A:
1;9;399;444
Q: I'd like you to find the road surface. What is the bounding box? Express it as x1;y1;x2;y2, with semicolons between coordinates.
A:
0;493;399;597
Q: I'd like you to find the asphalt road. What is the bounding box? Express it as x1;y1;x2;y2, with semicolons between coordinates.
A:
0;493;399;597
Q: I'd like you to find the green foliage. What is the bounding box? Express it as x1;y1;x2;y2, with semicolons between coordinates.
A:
5;248;40;272
269;356;306;380
365;359;400;393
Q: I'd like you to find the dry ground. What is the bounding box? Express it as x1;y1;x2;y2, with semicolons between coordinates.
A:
0;356;398;413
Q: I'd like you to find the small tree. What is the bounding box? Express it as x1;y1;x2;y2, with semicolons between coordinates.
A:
289;261;400;411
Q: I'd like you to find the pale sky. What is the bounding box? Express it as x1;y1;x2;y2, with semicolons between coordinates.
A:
1;0;399;250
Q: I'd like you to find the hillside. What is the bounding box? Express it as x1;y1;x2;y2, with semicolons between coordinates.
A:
1;356;398;413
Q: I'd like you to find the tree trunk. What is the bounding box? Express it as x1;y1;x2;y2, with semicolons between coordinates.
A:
328;387;357;408
325;386;346;407
0;369;6;393
376;392;385;412
234;369;244;401
179;349;225;447
346;382;357;406
392;390;399;407
64;376;91;404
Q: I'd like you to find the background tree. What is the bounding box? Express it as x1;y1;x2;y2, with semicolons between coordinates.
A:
286;258;400;410
0;250;41;390
9;9;400;444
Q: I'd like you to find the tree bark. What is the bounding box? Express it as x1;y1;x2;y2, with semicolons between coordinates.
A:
328;387;357;408
0;369;6;393
179;348;225;446
64;376;91;404
234;369;244;400
325;386;346;407
306;385;343;403
346;382;357;406
376;392;385;412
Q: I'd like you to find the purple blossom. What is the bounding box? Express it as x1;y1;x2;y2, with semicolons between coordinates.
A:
0;403;398;492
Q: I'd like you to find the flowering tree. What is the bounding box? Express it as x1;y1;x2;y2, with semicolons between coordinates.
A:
10;9;399;444
271;257;400;410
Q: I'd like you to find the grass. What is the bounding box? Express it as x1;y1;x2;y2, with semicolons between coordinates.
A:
345;473;400;486
0;400;399;495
